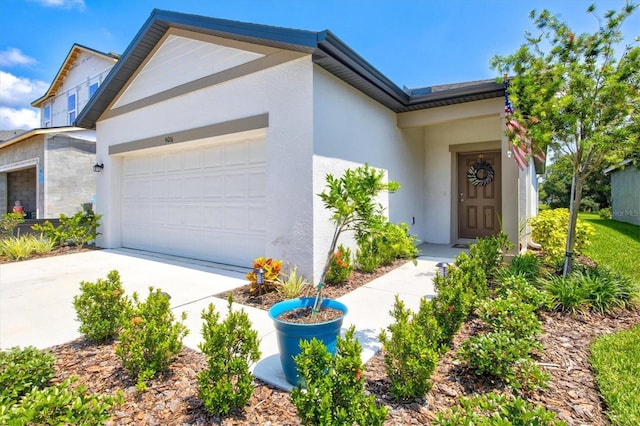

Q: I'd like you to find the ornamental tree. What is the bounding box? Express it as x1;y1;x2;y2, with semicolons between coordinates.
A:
491;3;640;275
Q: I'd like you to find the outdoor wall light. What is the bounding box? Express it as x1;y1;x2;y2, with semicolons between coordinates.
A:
435;262;450;277
93;163;104;172
255;267;265;296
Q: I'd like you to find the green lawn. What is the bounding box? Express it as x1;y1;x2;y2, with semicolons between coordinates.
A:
591;324;640;426
580;213;640;425
580;213;640;283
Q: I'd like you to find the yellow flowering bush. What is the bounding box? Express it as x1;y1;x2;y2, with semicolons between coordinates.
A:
529;208;594;266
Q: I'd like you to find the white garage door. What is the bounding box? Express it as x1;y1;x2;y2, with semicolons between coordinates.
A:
120;136;266;266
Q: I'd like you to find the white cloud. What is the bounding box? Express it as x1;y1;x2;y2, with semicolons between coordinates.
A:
31;0;85;10
0;48;37;67
0;106;39;130
0;71;49;107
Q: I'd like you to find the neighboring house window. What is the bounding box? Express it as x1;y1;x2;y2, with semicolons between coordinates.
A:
68;93;76;125
43;104;51;128
89;82;98;98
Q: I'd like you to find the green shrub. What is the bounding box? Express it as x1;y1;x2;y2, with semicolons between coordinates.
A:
355;239;381;273
458;331;547;392
73;270;129;342
116;287;188;391
197;295;261;416
356;222;419;273
276;265;311;299
540;265;639;314
376;222;420;262
433;392;565;425
541;274;590;314
325;244;354;284
0;377;122;425
599;207;612;219
503;251;542;282
529;208;594;265
291;327;388;426
495;274;550;310
378;296;439;400
478;296;541;340
0;212;25;238
432;271;473;346
31;206;102;247
573;267;640;313
469;231;513;280
453;252;489;303
0;346;55;406
414;297;443;351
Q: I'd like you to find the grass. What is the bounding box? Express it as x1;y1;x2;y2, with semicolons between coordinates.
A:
590;324;640;426
580;212;640;425
580;213;640;284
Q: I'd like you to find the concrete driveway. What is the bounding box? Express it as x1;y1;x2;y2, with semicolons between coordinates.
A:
0;248;262;351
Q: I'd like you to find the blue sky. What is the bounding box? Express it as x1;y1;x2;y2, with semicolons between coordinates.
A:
0;0;637;130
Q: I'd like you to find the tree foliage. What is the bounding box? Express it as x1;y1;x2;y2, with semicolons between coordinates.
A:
542;154;611;210
492;3;639;274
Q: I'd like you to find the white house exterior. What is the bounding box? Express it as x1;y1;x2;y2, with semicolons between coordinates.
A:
76;10;539;281
32;44;119;128
0;45;118;218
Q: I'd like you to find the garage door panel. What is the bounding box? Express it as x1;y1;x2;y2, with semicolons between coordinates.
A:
224;173;248;197
225;141;249;165
203;145;224;168
121;137;265;266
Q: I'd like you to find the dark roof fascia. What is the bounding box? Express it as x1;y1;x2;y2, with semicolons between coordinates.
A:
400;80;504;112
75;9;503;129
75;9;324;129
314;31;409;109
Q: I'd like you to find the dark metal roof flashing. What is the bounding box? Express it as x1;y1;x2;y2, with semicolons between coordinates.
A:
75;9;503;129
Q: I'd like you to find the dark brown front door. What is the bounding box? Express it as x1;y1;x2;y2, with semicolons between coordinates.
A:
458;151;501;239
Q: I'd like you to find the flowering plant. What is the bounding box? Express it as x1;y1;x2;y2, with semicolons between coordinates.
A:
246;257;283;295
324;245;353;284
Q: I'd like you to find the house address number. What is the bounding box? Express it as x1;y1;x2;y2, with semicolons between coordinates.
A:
165;136;174;144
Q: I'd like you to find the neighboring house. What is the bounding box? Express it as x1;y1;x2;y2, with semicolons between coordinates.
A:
604;159;640;226
0;44;118;218
75;9;541;281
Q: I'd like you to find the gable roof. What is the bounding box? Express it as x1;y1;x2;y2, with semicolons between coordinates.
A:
75;9;503;129
31;44;120;108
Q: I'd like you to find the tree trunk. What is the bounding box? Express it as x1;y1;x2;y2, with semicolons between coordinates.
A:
563;172;585;276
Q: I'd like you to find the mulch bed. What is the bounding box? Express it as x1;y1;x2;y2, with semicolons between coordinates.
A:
39;258;640;425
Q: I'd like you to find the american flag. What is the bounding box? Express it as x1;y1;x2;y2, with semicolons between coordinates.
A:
504;77;531;171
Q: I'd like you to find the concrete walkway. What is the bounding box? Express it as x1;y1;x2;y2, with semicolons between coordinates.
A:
0;245;458;391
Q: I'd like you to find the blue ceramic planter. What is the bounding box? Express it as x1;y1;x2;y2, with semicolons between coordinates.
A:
268;297;348;386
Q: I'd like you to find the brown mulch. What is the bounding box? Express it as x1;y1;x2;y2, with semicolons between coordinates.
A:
214;259;408;311
43;259;640;425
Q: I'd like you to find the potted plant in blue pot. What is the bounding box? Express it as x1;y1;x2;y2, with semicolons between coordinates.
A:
269;164;399;385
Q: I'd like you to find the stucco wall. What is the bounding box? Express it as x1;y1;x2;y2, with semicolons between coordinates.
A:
611;167;640;226
311;67;425;280
422;115;518;243
44;135;96;217
95;54;315;273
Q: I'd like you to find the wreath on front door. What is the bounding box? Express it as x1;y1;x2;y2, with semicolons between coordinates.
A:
467;159;495;186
